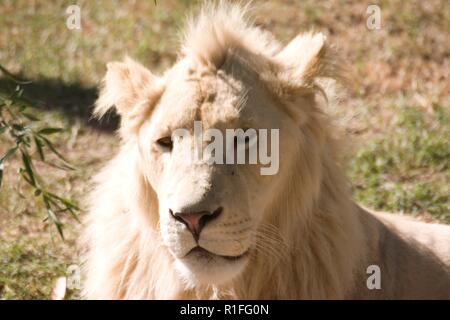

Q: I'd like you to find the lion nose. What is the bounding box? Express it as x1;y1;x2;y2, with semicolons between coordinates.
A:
170;207;223;241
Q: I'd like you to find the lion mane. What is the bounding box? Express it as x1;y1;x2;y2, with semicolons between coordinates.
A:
83;2;450;299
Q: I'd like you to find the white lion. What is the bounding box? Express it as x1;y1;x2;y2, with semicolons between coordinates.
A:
83;3;450;299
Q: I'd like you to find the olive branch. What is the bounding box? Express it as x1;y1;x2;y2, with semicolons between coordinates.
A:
0;65;80;239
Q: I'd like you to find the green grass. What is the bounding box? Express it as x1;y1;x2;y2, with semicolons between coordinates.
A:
0;239;74;299
0;0;449;299
349;103;449;222
0;0;194;83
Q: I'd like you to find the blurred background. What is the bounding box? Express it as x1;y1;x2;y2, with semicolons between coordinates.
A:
0;0;448;299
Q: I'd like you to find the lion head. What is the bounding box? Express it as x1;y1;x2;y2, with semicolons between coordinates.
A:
88;2;344;297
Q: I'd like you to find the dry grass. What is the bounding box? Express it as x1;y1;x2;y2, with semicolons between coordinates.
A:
0;0;448;299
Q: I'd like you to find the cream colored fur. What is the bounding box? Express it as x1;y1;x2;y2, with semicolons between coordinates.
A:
83;2;450;299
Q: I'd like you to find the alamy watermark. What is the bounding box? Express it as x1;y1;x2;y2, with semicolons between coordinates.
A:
366;5;382;30
172;121;279;176
66;5;81;30
366;264;381;290
66;264;81;290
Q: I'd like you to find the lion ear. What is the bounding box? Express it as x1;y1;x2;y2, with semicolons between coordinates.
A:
275;32;337;88
94;57;160;119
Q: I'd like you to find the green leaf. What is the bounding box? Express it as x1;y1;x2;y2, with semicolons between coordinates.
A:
67;206;81;223
40;136;72;166
15;86;24;96
17;104;26;113
18;170;33;187
38;127;63;135
46;191;80;211
0;124;7;135
47;208;64;240
0;65;32;84
44;160;76;171
47;208;60;224
12;123;24;132
0;147;18;164
20;149;36;187
22;112;40;121
34;137;45;161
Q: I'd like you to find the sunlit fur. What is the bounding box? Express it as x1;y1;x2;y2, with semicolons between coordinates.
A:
83;2;450;299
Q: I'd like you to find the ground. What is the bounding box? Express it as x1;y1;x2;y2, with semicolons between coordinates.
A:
0;0;448;299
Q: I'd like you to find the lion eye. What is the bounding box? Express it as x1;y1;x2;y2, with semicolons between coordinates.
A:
156;136;173;150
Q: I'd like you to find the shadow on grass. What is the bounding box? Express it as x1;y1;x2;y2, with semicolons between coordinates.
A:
0;75;119;132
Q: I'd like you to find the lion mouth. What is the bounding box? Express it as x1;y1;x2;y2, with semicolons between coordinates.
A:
185;246;248;261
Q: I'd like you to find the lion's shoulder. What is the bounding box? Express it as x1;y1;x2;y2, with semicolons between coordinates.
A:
375;211;450;264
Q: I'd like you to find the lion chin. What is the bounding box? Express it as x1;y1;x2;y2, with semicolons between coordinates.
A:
174;247;250;286
83;2;450;300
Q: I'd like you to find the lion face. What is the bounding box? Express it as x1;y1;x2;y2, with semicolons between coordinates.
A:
136;59;291;285
95;14;329;285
